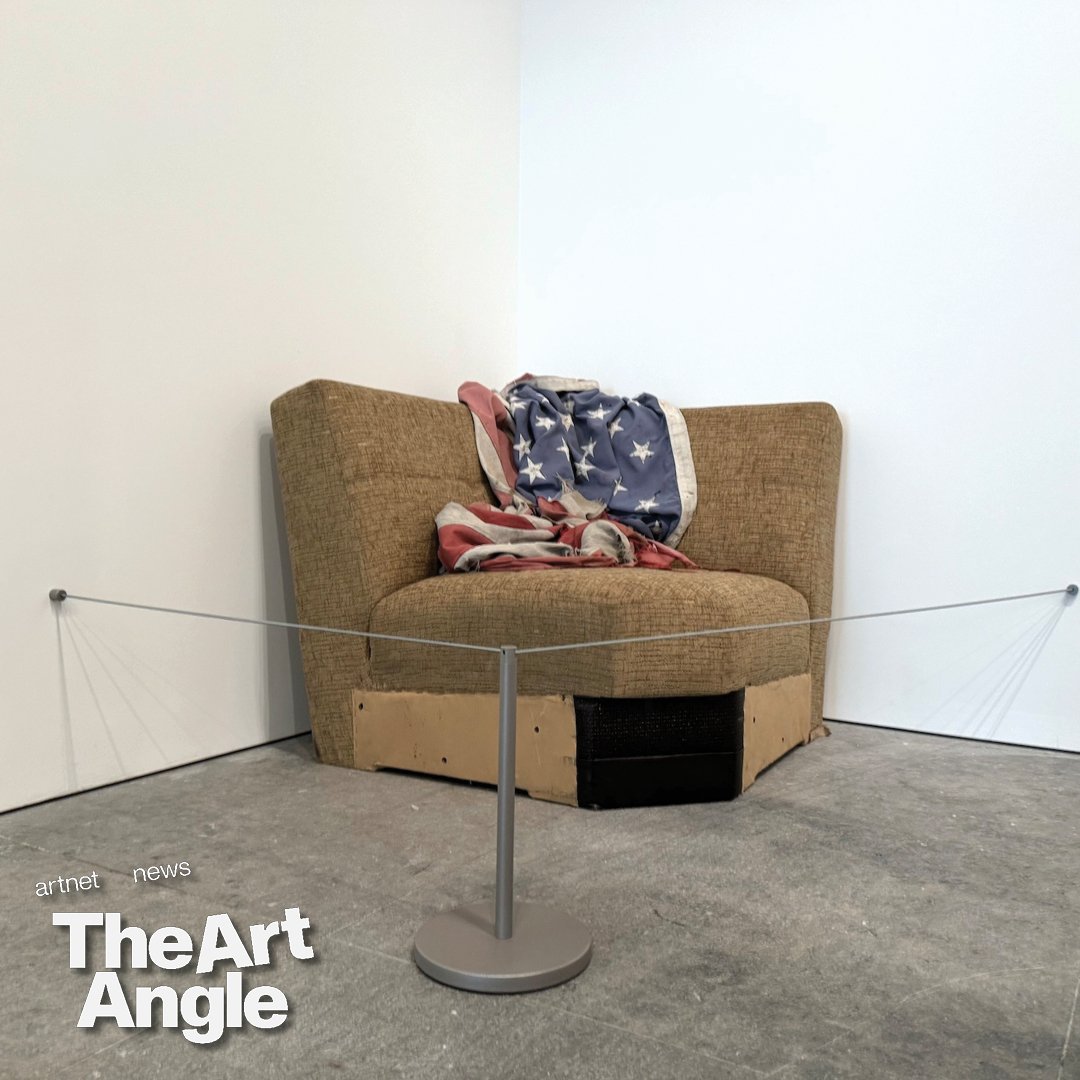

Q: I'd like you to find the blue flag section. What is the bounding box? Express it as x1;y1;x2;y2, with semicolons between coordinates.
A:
502;376;697;547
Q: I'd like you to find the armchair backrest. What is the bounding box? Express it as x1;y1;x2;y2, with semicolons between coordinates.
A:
680;401;843;727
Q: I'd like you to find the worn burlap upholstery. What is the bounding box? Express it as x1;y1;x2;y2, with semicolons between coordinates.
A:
270;380;842;768
369;570;809;697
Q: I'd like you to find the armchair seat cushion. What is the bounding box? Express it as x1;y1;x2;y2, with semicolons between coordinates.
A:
368;568;810;699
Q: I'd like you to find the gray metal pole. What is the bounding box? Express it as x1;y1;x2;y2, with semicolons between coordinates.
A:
413;639;590;990
495;645;517;939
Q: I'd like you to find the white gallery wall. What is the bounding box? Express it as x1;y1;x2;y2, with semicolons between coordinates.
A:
519;1;1080;749
0;1;520;811
3;1;1076;816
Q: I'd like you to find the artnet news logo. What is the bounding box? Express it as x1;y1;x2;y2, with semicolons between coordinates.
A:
52;908;316;1044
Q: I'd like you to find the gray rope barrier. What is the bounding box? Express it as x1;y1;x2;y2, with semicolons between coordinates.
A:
49;584;1076;656
517;586;1077;656
46;590;502;654
47;579;1075;996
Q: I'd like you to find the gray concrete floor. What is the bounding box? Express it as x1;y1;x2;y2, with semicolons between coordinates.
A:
2;722;1079;1079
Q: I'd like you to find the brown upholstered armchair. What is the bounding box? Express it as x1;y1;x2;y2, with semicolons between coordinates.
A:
271;380;842;808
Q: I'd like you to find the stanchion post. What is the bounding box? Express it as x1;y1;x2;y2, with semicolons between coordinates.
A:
495;645;517;940
411;643;592;992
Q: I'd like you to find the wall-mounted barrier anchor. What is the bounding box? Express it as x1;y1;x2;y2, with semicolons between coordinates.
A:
49;589;68;603
1065;584;1078;605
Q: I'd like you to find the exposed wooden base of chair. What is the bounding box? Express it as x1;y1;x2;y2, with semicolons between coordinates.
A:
352;673;812;808
740;674;814;788
354;690;579;805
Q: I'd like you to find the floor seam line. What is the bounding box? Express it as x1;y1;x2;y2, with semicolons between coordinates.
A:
532;1000;768;1078
0;831;55;854
0;833;132;879
51;1032;142;1077
765;965;1072;1077
334;936;412;966
1057;964;1080;1080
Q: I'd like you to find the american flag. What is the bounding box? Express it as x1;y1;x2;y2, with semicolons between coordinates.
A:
435;499;697;572
458;375;697;547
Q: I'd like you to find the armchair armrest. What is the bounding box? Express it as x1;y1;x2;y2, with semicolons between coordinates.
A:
270;379;490;766
679;402;842;730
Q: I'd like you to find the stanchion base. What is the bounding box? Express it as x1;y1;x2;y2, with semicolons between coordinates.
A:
413;901;592;993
